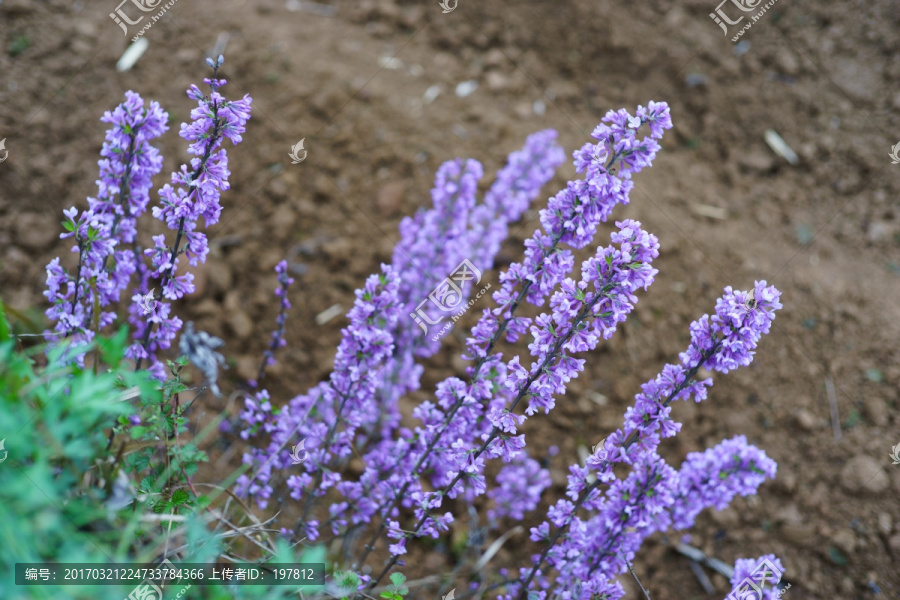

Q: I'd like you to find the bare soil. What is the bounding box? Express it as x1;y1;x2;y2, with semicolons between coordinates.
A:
1;0;899;598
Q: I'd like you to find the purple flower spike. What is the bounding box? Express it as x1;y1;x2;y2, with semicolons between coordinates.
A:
132;60;253;377
43;91;168;361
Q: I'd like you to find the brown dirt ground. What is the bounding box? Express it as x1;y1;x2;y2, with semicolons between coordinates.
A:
1;0;899;598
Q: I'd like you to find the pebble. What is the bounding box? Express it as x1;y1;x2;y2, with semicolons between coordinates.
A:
862;397;889;426
866;220;894;243
486;71;511;91
780;521;816;544
193;299;219;317
877;512;893;535
795;408;818;431
830;57;880;102
15;213;59;250
205;258;233;297
831;528;857;555
483;48;506;67
773;468;797;494
455;80;478;98
710;507;739;527
889;533;900;558
737;150;776;173
235;355;258;382
227;310;254;340
839;455;889;494
376;181;405;216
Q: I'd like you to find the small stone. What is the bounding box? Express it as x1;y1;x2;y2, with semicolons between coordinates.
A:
205;258;233;297
889;533;900;558
773;469;797;494
486;71;511;91
795;408;818;431
862;397;889;426
376;181;405;217
774;503;803;524
235;355;258;381
73;20;98;37
483;48;506;67
710;507;739;527
867;220;894;243
831;528;857;555
738;150;776;173
227;309;254;340
840;455;889;494
878;513;893;535
840;577;856;594
513;102;532;119
775;48;800;75
15;213;58;250
780;521;816;544
193;299;219;317
175;48;198;63
270;204;297;239
831;56;880;103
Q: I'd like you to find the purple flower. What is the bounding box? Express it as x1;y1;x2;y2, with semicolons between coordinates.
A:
131;61;253;377
668;435;777;531
43;91;168;361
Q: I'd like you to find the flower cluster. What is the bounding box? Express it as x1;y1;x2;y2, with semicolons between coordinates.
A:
376;132;565;440
221;100;787;600
44;91;168;359
340;105;672;582
668;435;777;531
235;265;402;525
519;282;781;600
133;55;253;380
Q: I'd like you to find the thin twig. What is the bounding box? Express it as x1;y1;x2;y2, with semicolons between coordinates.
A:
619;551;651;600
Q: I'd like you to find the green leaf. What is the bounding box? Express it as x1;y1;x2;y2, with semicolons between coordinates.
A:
62;220;76;232
390;572;406;587
171;489;191;506
95;326;130;368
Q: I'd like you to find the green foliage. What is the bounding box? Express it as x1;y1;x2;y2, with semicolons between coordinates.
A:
0;300;332;599
331;570;363;600
380;572;410;600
